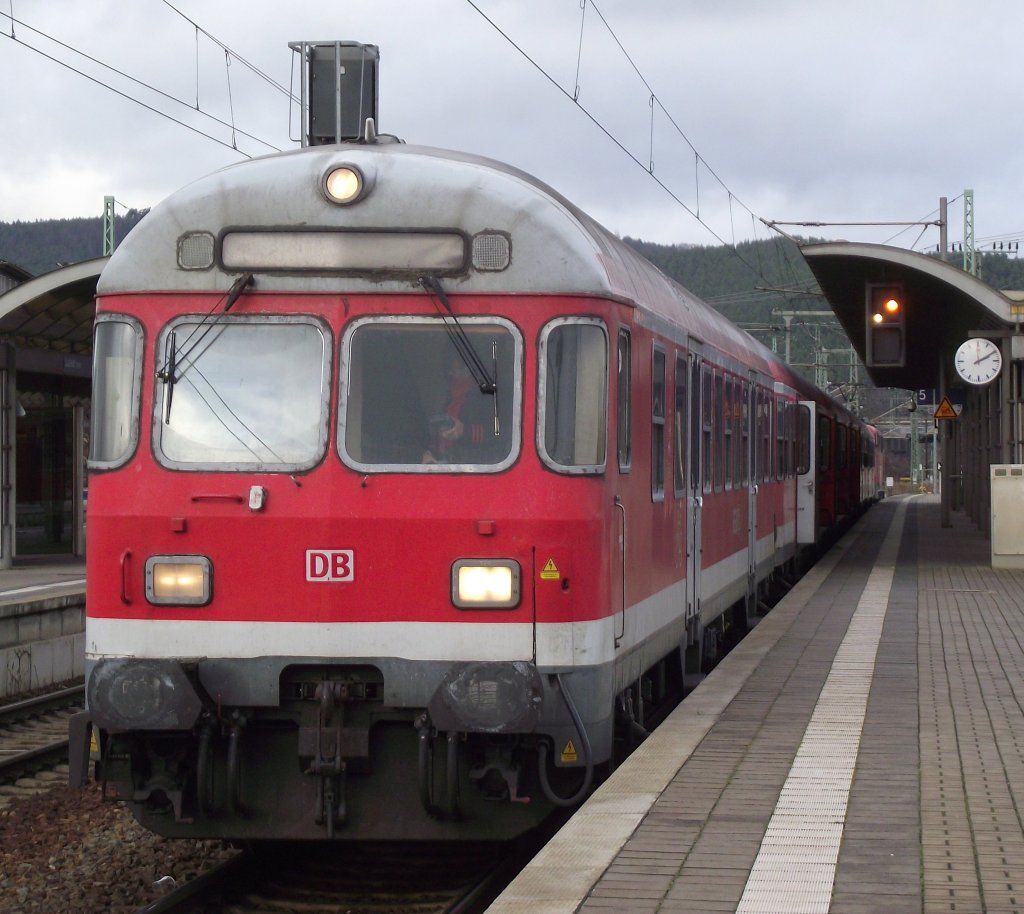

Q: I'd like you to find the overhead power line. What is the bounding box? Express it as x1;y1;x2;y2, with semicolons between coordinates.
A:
462;0;786;288
0;9;280;158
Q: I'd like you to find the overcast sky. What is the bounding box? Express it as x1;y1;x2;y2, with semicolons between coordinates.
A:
1;0;1021;256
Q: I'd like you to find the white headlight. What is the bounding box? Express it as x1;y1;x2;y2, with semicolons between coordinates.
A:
145;555;212;606
452;560;520;609
323;165;364;204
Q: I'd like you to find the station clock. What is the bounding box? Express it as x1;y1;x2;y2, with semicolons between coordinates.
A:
953;338;1002;385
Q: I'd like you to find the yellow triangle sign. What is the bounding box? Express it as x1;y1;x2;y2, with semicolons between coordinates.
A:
540;558;560;580
934;397;959;420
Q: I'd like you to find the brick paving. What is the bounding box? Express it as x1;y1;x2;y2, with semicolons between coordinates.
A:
487;495;1024;913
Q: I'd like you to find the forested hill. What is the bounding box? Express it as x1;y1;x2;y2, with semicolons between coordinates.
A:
0;212;148;276
4;215;1024;315
625;236;1024;322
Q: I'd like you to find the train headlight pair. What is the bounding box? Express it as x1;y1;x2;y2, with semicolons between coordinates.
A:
146;556;212;606
452;560;520;609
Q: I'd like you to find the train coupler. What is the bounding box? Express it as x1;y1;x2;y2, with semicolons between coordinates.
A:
315;769;347;839
300;681;368;836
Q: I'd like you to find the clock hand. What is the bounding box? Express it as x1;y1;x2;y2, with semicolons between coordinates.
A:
975;351;994;364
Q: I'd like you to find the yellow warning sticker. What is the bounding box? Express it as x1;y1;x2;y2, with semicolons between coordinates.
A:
540;558;560;580
934;396;959;420
561;739;578;763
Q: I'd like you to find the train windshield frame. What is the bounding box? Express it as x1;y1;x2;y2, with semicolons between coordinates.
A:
339;316;522;474
152;314;333;472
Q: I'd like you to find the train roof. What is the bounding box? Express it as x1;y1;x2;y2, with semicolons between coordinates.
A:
99;142;789;381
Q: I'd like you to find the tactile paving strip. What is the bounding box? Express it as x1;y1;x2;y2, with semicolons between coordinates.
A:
735;500;908;914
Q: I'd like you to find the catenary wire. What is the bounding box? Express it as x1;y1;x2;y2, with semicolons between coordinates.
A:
0;10;279;155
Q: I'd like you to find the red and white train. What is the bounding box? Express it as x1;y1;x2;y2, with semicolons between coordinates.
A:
70;138;882;841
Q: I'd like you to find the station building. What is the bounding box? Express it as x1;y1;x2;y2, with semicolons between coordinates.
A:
0;258;104;567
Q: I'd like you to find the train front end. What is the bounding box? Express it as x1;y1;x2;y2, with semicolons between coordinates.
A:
70;144;624;841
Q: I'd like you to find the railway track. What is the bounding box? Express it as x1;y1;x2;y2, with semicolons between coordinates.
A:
136;813;569;914
0;683;84;786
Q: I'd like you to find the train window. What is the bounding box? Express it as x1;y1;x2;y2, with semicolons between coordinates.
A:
818;415;831;472
795;404;811;475
738;380;749;486
617;330;631;472
90;315;144;469
673;353;686;497
652;347;666;500
723;376;734;490
759;390;771;484
539;318;608;473
837;424;848;470
690;359;701;492
714;372;725;492
154;316;332;472
702;366;713;493
775;398;786;480
341;317;520;473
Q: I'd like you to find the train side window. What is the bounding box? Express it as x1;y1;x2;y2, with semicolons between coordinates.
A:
723;376;734;490
837;424;848;470
690;359;701;492
714;372;725;492
795;404;811;475
540;318;608;473
738;380;749;486
617;330;631;472
818;415;831;472
673;353;686;497
652;346;666;501
775;397;786;480
759;389;771;484
90;315;144;469
702;366;713;494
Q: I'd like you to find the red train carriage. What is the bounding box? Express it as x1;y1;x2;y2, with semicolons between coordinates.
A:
70;141;877;841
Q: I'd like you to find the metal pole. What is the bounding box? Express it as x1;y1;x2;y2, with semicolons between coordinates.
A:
939;196;948;262
334;42;342;144
940;353;952;527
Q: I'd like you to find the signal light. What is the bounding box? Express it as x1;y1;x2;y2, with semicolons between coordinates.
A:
865;282;905;367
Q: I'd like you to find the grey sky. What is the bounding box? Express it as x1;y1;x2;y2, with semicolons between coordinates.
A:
1;0;1020;255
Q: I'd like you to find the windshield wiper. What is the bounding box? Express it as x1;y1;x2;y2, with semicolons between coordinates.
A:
157;330;177;424
156;272;255;424
419;274;497;394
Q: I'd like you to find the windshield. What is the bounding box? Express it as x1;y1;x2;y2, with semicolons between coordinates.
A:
340;318;520;472
153;316;331;471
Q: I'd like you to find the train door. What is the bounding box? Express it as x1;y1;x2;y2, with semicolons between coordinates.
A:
685;347;705;632
613;327;631;651
746;373;760;615
797;400;817;545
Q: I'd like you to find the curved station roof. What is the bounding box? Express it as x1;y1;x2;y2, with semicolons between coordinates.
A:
801;241;1017;390
0;257;107;355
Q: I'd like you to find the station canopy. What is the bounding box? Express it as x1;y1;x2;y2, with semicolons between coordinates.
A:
800;242;1016;390
0;257;107;355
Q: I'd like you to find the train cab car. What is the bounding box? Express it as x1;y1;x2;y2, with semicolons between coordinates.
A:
70;140;878;842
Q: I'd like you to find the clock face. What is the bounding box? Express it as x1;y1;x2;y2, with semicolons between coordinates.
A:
954;338;1002;385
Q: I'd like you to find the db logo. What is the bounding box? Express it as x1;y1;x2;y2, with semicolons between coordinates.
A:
306;549;354;583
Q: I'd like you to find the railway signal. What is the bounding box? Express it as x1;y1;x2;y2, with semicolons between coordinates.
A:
865;282;905;367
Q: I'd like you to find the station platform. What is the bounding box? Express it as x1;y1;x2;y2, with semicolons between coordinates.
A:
0;555;85;698
0;554;85;609
487;495;1024;914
